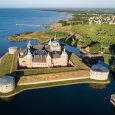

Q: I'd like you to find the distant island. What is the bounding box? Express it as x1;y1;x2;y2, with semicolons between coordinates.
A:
0;9;114;97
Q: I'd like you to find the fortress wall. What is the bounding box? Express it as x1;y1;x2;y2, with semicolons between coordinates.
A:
18;70;90;85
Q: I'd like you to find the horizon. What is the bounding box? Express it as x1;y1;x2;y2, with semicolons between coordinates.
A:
0;0;115;8
1;7;115;9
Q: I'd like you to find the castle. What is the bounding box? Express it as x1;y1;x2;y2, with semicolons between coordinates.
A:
18;36;68;68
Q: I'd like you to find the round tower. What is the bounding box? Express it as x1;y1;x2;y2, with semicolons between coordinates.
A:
26;49;33;68
61;48;68;66
27;40;32;49
48;39;52;45
54;34;57;40
19;48;24;56
46;52;52;67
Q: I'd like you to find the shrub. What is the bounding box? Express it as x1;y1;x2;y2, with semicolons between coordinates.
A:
90;42;101;54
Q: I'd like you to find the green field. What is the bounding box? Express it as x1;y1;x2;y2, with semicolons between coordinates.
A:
0;52;18;77
71;24;115;46
0;53;14;77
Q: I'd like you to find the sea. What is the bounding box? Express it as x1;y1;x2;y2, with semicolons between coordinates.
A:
0;8;71;56
0;9;115;115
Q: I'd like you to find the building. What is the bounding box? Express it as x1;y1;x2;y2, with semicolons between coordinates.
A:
18;37;68;68
89;15;115;25
90;61;109;80
8;47;17;54
109;15;115;24
0;76;15;93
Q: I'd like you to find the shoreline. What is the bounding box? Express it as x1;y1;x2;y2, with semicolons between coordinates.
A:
7;10;74;43
0;78;110;98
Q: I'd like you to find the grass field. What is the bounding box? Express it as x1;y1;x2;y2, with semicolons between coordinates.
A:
0;53;14;77
0;51;19;77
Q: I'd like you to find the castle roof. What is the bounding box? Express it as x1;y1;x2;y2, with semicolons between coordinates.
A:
33;55;46;63
52;52;61;58
91;61;109;72
26;49;32;58
51;40;60;47
33;45;44;50
0;76;14;85
19;55;25;58
27;40;32;49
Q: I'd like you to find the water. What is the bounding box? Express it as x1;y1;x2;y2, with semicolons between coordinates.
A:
0;80;115;115
0;8;71;56
0;9;115;115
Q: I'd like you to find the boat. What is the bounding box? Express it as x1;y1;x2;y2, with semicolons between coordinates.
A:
110;94;115;106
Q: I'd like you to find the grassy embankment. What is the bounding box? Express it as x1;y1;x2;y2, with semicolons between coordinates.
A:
0;78;110;98
0;51;18;77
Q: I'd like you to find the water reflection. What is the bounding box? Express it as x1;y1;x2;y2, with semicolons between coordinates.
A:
89;83;107;89
111;105;115;112
0;96;15;101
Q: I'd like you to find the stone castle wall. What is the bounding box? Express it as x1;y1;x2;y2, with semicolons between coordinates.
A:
90;70;109;80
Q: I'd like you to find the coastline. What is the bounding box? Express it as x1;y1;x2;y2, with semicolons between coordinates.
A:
7;10;74;43
0;78;110;98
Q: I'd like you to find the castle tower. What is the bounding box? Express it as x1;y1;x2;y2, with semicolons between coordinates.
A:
46;52;52;67
27;40;32;49
26;49;33;68
54;34;57;40
50;35;61;52
61;48;68;66
19;48;24;56
48;39;52;45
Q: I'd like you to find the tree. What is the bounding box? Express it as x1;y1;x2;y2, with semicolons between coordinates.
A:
109;44;115;55
90;42;101;54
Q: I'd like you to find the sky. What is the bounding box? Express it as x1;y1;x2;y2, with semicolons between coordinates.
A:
0;0;115;8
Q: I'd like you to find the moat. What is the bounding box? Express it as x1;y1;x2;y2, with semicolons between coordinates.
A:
0;79;115;115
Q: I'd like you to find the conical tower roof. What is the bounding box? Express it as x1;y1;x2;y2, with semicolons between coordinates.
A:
27;40;32;49
61;47;67;56
26;49;32;58
47;52;51;59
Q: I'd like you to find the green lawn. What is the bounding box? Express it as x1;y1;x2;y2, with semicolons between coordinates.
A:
0;51;19;77
70;53;90;70
16;67;77;76
0;53;14;77
71;24;115;46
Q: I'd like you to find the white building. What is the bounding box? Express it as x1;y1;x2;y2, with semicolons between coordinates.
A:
8;47;17;54
90;61;109;80
0;76;15;93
